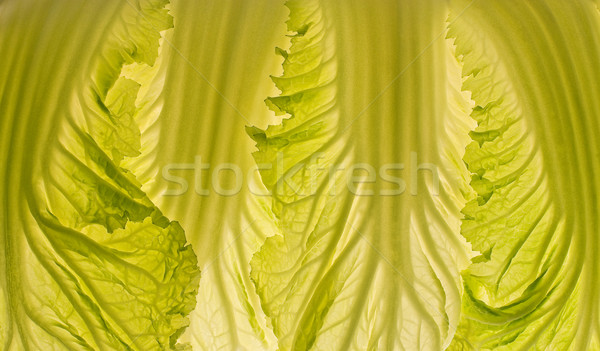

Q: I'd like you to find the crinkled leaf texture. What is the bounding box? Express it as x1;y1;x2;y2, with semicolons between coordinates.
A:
2;0;600;350
248;0;475;349
447;0;600;350
0;0;199;350
149;1;288;350
248;0;600;350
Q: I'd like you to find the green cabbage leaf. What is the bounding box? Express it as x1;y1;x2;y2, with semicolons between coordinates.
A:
1;0;600;350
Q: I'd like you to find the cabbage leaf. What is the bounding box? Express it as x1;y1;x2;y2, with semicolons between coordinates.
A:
1;0;600;350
